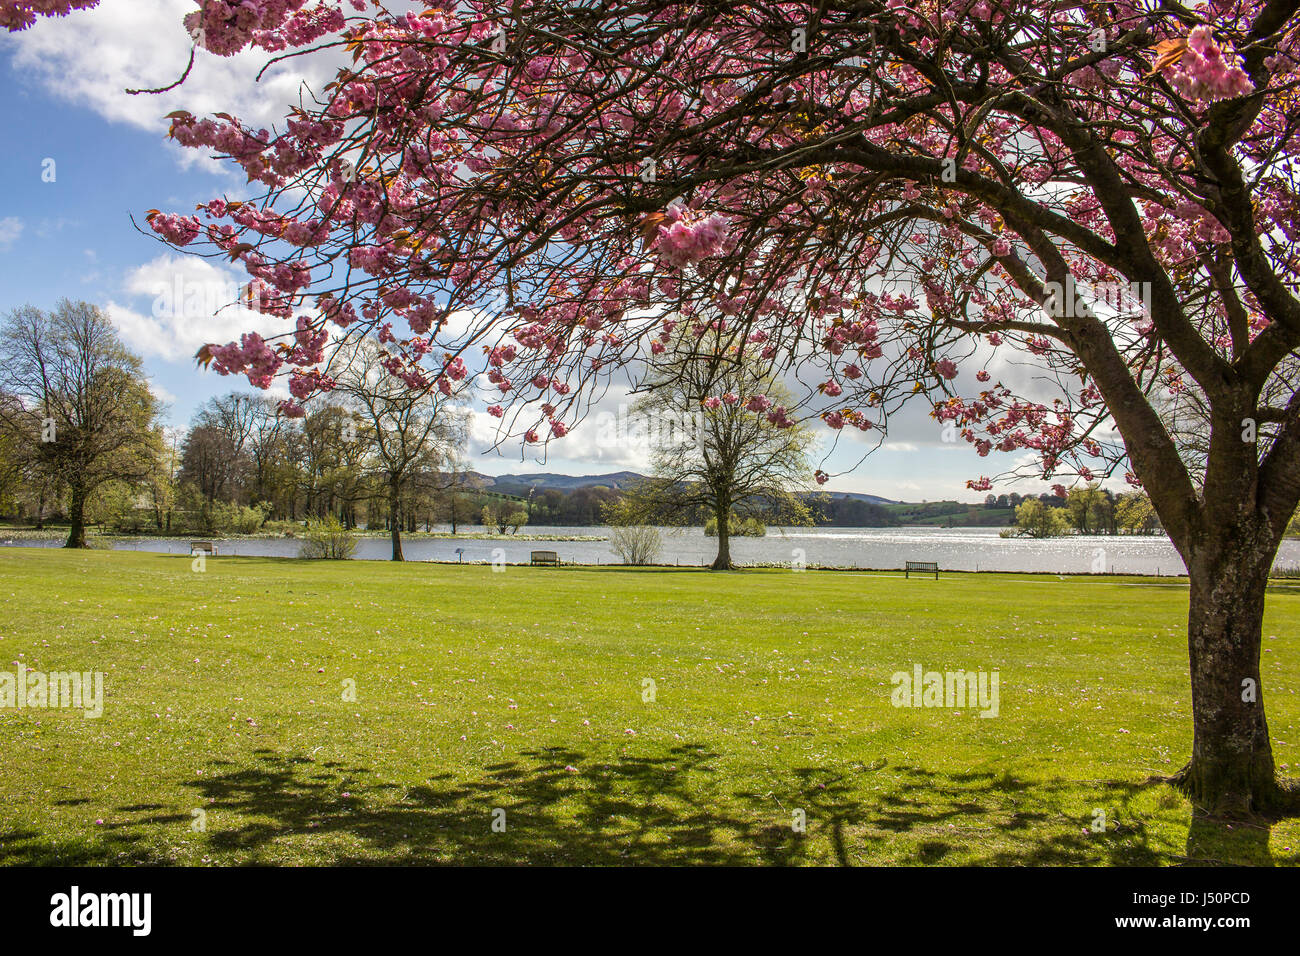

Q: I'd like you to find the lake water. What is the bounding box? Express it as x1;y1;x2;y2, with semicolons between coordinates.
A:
8;525;1300;574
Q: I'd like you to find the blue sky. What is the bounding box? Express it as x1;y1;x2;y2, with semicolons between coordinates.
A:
0;0;1067;502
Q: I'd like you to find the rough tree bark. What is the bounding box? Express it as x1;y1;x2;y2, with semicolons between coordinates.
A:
388;476;404;562
65;486;87;549
1066;295;1298;818
1173;517;1286;816
711;500;732;570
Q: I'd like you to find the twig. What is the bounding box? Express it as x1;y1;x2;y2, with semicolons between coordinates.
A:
126;46;195;95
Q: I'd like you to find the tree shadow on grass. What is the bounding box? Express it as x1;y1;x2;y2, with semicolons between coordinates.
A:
178;744;759;865
733;764;1178;866
738;764;1287;866
0;751;1285;866
881;767;1167;865
1182;813;1276;866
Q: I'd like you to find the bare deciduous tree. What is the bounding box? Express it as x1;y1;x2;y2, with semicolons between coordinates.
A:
624;328;815;570
329;342;468;560
0;301;160;547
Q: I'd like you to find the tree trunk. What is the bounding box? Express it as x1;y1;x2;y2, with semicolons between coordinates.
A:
711;505;732;570
389;478;404;561
1173;531;1285;817
65;488;87;549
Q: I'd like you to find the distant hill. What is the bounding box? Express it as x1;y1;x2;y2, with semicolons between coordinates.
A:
882;500;1016;528
816;489;897;506
469;470;897;502
466;471;648;493
459;471;1015;527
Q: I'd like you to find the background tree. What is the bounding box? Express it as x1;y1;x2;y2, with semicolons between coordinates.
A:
0;389;30;519
0;301;160;547
298;404;368;527
1116;492;1162;535
1010;498;1070;539
146;426;182;532
624;327;815;569
330;342;468;560
480;502;529;535
437;482;482;534
179;424;241;502
605;498;666;566
1064;486;1115;535
159;390;474;535
243;395;294;513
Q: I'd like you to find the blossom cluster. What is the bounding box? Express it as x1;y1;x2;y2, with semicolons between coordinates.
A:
0;0;96;32
1163;27;1255;106
653;208;734;269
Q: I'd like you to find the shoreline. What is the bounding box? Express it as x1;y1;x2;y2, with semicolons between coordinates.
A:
0;543;1218;578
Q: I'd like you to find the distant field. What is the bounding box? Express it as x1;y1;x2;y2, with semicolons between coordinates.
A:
881;501;1017;527
1;548;1298;865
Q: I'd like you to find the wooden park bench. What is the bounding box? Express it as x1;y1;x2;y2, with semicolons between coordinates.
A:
530;550;560;566
190;541;218;557
905;560;938;579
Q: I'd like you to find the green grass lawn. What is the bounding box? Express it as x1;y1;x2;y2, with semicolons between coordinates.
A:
1;548;1298;866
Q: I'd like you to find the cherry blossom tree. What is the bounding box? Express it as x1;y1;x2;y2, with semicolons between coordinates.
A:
8;0;1300;817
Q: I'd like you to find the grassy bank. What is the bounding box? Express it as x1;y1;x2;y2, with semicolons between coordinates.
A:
1;547;1297;865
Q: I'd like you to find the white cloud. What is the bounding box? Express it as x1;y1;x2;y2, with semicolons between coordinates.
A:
0;217;23;250
467;381;659;471
148;378;178;405
106;252;284;361
5;0;341;172
34;218;76;239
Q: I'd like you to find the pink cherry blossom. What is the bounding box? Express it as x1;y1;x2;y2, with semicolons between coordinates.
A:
1164;27;1254;106
654;209;732;268
147;213;202;246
